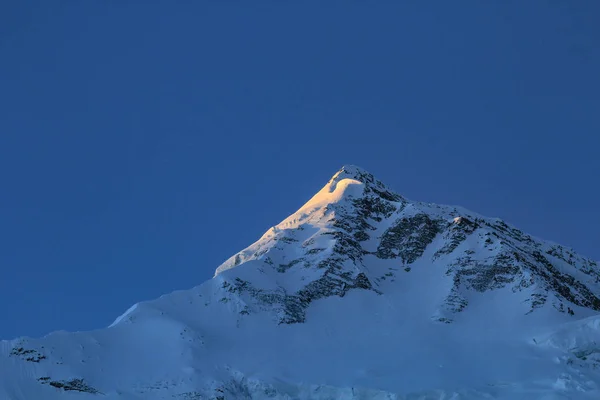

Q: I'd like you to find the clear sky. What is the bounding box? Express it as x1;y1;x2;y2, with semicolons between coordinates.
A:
1;1;599;340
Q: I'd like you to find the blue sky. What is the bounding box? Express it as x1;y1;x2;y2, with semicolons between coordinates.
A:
1;1;599;340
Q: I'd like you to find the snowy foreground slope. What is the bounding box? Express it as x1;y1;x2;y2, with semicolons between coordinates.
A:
2;166;600;400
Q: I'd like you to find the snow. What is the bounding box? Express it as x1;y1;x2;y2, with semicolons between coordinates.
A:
1;165;600;399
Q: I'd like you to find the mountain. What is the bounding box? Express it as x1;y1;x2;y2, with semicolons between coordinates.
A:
2;165;600;399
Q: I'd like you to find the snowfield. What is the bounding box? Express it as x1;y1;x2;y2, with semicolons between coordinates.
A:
2;165;600;399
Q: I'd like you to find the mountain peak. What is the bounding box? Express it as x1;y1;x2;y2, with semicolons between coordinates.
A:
214;163;600;324
330;164;380;189
214;165;403;277
4;165;600;399
332;164;372;181
328;164;403;203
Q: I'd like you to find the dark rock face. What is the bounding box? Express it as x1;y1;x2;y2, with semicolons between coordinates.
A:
448;253;521;293
438;218;600;317
546;245;600;279
277;258;304;273
322;231;367;263
376;214;441;263
525;251;600;311
433;217;480;260
10;346;46;363
37;377;100;394
223;269;375;324
443;286;469;314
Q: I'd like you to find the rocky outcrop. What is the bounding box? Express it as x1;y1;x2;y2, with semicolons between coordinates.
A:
376;213;442;263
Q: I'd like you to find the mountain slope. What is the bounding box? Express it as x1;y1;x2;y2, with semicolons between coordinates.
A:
2;165;600;399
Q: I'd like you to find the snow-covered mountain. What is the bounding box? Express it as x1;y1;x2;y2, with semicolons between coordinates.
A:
2;165;600;399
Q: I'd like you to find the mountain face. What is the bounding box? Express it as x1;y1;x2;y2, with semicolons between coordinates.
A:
2;165;600;400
